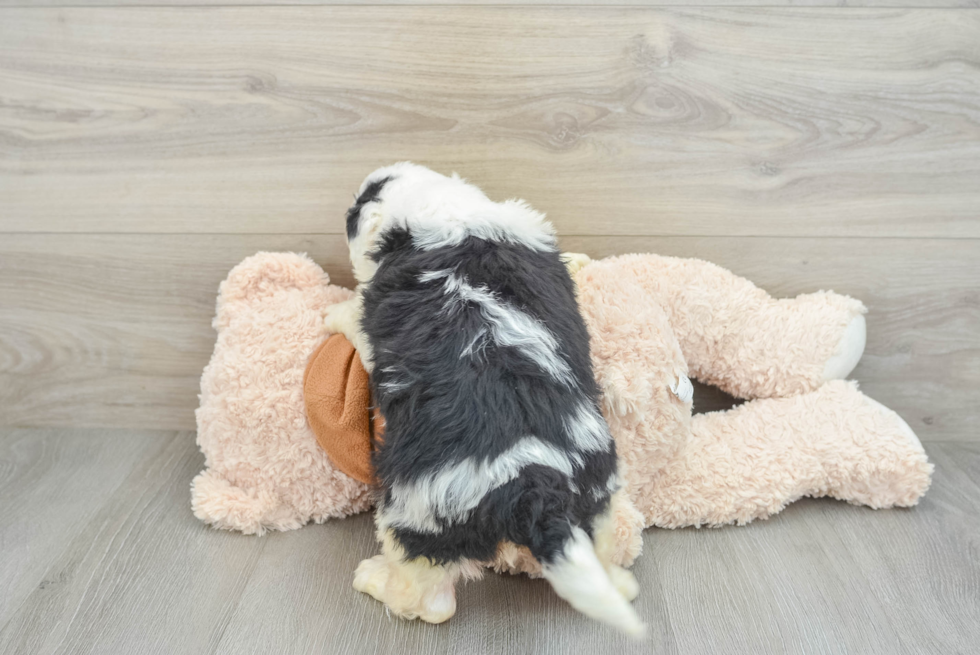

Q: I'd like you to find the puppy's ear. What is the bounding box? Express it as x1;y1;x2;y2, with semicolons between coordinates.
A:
346;207;363;241
347;175;394;241
358;210;384;241
346;200;384;242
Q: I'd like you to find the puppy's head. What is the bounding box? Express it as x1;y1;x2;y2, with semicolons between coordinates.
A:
344;162;555;284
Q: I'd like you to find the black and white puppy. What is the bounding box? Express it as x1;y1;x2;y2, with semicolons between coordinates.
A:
328;162;644;636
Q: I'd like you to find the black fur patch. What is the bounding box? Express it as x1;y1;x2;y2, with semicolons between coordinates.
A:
346;176;393;240
362;230;618;565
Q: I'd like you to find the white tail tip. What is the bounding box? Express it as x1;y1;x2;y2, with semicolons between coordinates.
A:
541;527;647;639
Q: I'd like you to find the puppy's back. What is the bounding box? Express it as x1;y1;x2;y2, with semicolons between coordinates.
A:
364;230;619;562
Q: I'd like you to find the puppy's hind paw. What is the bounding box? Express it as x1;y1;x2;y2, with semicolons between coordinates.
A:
353;554;458;624
418;584;457;624
608;565;640;602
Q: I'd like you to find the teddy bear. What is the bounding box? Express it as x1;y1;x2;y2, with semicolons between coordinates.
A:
566;254;931;538
192;250;933;574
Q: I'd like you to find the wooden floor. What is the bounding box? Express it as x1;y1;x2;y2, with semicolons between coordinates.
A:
0;427;976;655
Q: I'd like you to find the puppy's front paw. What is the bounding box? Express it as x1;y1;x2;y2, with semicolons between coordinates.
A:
323;300;355;337
561;252;592;276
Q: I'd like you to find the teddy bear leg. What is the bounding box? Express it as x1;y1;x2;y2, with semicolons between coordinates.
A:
354;526;482;624
643;380;933;529
591;254;867;399
803;382;933;508
821;312;867;382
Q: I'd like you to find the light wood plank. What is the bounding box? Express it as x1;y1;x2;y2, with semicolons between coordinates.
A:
1;429;976;654
0;428;166;629
640;443;980;654
1;8;978;237
0;234;976;439
0;234;353;432
0;430;266;654
794;443;980;650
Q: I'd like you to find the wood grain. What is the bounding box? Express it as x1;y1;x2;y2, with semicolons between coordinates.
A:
0;429;977;654
0;234;352;432
1;8;978;237
0;234;975;439
0;428;165;627
0;430;265;654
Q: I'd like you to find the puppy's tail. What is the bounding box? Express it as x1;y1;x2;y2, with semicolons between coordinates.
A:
537;526;646;638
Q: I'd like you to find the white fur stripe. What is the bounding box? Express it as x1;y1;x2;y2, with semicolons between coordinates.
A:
379;379;411;393
418;269;454;283
353;163;558;255
378;365;413;393
565;401;613;453
408;199;558;253
420;270;574;386
592;471;622;500
381;436;575;534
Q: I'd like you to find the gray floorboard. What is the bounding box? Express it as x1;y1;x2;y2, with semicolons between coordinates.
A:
0;429;976;654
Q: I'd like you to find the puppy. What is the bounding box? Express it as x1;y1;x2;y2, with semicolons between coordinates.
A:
327;162;644;636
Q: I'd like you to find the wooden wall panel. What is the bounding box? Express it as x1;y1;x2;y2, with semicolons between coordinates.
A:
1;5;975;439
1;234;975;439
1;8;978;237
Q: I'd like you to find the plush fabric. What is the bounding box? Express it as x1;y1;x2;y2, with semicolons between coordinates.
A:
192;253;371;535
574;256;932;529
596;254;867;400
192;251;932;551
648;381;933;528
